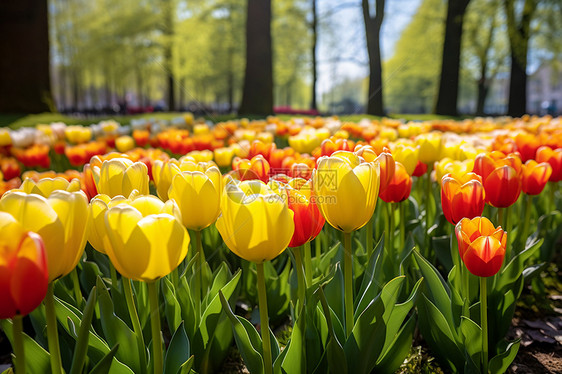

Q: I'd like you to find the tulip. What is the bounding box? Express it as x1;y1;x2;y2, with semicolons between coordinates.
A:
214;147;235;168
94;158;149;198
391;144;418;176
434;158;474;184
441;173;485;225
521;160;552;196
216;179;294;374
104;194;189;282
0;128;12;146
0;211;48;374
168;165;222;231
18;177;81;197
0;211;48;319
483;165;521;208
313;150;379;337
455;216;507;374
231;155;270;182
455;217;506;277
536;146;562;182
380;162;412;203
412;160;428;177
216;179;294;263
416;133;442;164
0;190;89;282
133;129;150;147
313;151;380;233
115;135;135;152
374;148;395;193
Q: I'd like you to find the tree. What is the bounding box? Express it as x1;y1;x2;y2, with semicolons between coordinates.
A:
239;0;274;115
0;0;53;113
433;0;471;116
504;0;537;116
462;0;508;114
310;0;318;110
384;0;445;114
362;0;385;116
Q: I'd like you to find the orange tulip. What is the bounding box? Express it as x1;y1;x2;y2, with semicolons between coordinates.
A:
455;217;506;277
441;172;485;225
536;146;562;182
521;160;552;195
483;165;521;208
231;155;270;182
379;162;411;203
0;211;48;318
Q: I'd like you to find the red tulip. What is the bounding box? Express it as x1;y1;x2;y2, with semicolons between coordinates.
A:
536;146;562;182
441;172;485;225
0;212;48;319
521;160;552;195
412;160;428;177
455;217;506;277
483;165;521;208
379;162;412;203
232;155;270;182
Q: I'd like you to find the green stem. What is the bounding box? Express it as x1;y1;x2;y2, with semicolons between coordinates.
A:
384;202;391;254
148;281;163;374
315;235;321;259
292;247;306;311
13;315;26;374
123;278;147;374
425;164;433;253
343;231;354;337
399;201;405;252
304;241;313;286
194;230;203;314
45;283;63;374
520;195;532;249
70;268;82;307
505;205;512;260
480;277;488;374
366;214;374;258
109;261;118;289
497;208;504;230
389;203;395;254
256;262;273;374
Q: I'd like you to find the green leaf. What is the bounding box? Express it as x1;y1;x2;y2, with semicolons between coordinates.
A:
412;250;457;336
316;286;347;374
355;235;385;317
375;314;417;374
417;294;464;373
345;276;405;374
96;277;142;373
219;291;264;374
164;322;191;374
0;319;51;374
280;307;306;374
179;356;194;374
496;238;543;293
323;263;344;327
162;278;182;333
176;276;197;340
70;287;97;374
89;344;119;374
489;340;520;374
460;316;482;369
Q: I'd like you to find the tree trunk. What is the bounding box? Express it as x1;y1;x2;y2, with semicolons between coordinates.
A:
476;78;489;115
238;0;274;116
0;0;53;113
162;0;175;111
504;0;536;117
310;0;318;111
434;0;470;116
362;0;385;116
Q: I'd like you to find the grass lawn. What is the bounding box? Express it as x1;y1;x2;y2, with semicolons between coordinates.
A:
0;112;467;129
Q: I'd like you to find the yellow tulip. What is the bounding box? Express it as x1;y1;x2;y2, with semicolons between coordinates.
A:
18;177;81;197
186;150;214;163
391;144;419;176
216;179;294;263
104;195;189;282
313;151;380;233
115;135;135;152
168;165;222;231
435;158;475;183
193;124;210;135
214;147;235;168
94;158;149;198
257;132;274;144
416;133;443;164
0;190;90;282
152;160;182;200
65;126;92;144
88;194;128;254
0;128;12;146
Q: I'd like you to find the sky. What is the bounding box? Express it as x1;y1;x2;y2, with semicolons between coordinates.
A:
316;0;421;97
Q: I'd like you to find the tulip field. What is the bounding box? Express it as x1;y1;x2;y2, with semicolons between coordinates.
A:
0;114;561;374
